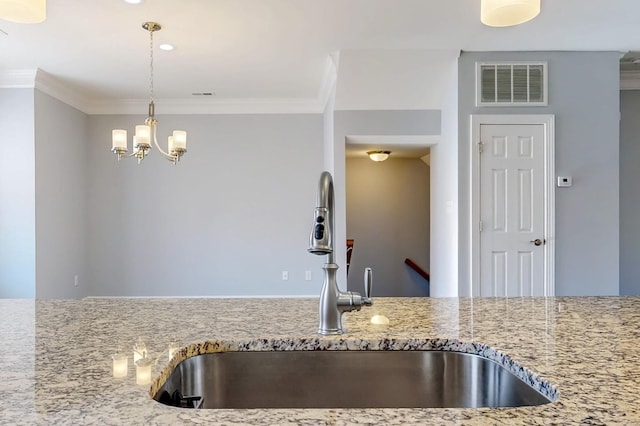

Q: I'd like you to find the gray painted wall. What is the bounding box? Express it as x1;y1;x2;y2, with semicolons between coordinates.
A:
35;91;88;298
458;51;620;296
86;113;325;296
0;89;35;298
5;50;624;299
620;90;640;295
346;157;430;296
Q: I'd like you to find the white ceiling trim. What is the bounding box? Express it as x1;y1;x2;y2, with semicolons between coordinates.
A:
85;97;325;115
0;69;38;88
1;63;337;115
35;69;91;112
346;135;440;146
345;135;439;159
316;53;339;112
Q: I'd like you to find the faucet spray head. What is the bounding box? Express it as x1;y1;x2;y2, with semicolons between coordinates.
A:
308;207;332;255
308;171;334;256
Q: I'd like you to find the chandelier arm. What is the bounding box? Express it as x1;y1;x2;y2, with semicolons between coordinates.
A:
151;123;178;161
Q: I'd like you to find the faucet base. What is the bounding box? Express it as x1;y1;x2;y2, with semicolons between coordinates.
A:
317;327;344;336
309;171;372;335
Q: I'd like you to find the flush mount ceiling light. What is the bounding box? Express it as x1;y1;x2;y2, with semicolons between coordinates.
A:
0;0;46;23
367;150;391;162
480;0;540;27
111;22;187;165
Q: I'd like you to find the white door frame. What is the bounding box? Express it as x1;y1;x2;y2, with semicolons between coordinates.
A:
470;114;555;297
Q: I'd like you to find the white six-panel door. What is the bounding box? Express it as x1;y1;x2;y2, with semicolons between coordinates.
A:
479;124;546;297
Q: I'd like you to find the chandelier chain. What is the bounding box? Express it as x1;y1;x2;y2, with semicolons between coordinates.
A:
149;27;154;103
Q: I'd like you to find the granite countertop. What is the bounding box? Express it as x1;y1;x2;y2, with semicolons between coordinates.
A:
1;296;639;425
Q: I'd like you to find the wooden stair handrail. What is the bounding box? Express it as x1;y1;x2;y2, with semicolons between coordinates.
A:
404;258;430;281
346;239;354;276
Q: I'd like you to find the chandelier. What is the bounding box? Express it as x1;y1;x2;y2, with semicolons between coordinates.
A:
111;22;187;165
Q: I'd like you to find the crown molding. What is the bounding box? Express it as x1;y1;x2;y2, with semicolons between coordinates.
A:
0;69;37;88
34;69;91;112
316;53;338;111
621;70;640;90
0;68;92;111
1;64;336;115
85;97;325;115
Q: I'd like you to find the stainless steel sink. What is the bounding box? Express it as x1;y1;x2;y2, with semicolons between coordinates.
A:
154;350;553;409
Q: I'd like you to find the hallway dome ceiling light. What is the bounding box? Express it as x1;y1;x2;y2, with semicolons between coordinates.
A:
0;0;46;23
480;0;540;27
367;150;391;162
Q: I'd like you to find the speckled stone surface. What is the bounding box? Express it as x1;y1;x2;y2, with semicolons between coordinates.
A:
1;297;639;425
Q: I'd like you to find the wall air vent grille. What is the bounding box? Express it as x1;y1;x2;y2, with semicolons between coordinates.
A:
476;62;547;106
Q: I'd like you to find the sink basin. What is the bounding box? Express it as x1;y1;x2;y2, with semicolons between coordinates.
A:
154;350;553;409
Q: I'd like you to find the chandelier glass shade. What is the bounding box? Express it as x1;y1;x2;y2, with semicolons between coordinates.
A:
480;0;540;27
0;0;46;23
111;22;187;165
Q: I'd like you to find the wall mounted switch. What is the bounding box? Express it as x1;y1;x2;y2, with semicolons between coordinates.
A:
282;271;289;281
557;176;572;187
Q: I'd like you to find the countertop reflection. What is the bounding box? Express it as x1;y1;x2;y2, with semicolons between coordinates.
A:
1;296;638;425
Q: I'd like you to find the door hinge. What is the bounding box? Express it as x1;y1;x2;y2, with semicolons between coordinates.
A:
478;142;484;153
479;220;483;232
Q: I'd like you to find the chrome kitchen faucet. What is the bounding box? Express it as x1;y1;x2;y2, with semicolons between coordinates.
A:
308;171;372;335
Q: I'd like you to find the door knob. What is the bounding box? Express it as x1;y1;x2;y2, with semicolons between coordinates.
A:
529;239;544;246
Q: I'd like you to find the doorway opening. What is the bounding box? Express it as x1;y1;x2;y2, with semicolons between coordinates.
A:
345;136;436;296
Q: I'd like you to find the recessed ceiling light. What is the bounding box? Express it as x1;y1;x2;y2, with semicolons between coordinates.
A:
124;0;143;4
159;43;174;51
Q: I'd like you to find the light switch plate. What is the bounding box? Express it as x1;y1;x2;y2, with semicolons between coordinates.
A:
557;176;572;187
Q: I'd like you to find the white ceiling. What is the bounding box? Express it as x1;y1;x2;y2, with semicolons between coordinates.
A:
345;135;436;160
2;0;640;110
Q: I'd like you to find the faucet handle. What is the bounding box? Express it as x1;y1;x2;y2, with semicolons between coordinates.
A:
363;267;373;306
